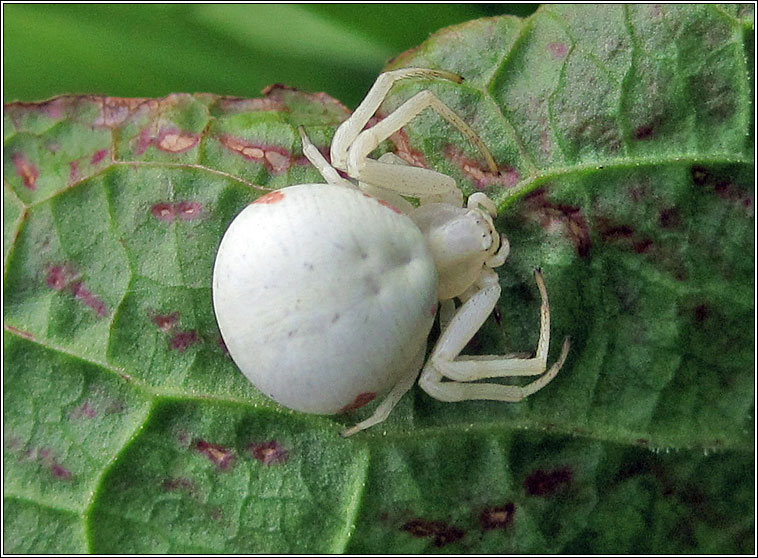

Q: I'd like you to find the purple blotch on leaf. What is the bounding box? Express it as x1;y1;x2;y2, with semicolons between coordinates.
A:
156;128;200;153
162;477;195;493
479;502;515;531
548;42;567;59
401;518;465;547
151;201;205;222
526;189;591;258
194;439;235;471
694;304;710;324
525;467;573;496
50;463;73;480
12;153;38;190
46;264;108;317
248;441;290;465
633;123;656;140
170;330;200;351
219;135;292;173
91;149;109;164
150;311;179;331
69;402;97;419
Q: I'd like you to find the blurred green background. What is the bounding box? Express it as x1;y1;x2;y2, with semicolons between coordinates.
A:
3;4;538;108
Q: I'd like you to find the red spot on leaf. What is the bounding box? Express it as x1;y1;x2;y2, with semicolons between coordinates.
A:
217;335;230;355
219;135;292;173
151;202;175;221
690;165;753;215
694;304;710;324
70;281;108;317
525;467;573;496
658;207;681;229
216;96;287;113
13;153;39;190
445;145;518;189
389;127;429;168
69;402;97;419
633;239;653;253
339;392;377;413
91;149;109;164
150;311;179;331
45;263;109;317
479;503;515;531
264;149;291;173
253;190;285;204
156;128;200;153
46;264;69;290
25;446;74;481
526;190;591;258
162;477;195;493
151;201;204;222
249;441;289;465
50;463;73;480
175;201;204;220
633;123;656;140
170;330;200;351
548;42;567;59
136;127;153;155
195;439;235;470
596;217;655;256
401;518;465;547
69;160;80;183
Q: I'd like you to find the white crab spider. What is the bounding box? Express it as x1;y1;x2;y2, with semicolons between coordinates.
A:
212;68;570;436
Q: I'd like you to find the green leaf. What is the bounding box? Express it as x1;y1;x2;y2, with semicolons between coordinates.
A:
3;4;754;553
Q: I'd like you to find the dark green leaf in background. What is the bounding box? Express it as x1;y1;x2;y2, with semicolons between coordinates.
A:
3;4;754;554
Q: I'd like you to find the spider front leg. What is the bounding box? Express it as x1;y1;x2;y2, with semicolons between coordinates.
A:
329;68;497;206
347;88;496;205
419;269;570;402
298;127;355;188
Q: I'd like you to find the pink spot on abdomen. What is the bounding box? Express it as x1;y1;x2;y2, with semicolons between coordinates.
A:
195;439;235;470
339;392;377;413
248;441;289;465
548;42;567;59
378;199;403;214
253;190;285;204
12;153;38;190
